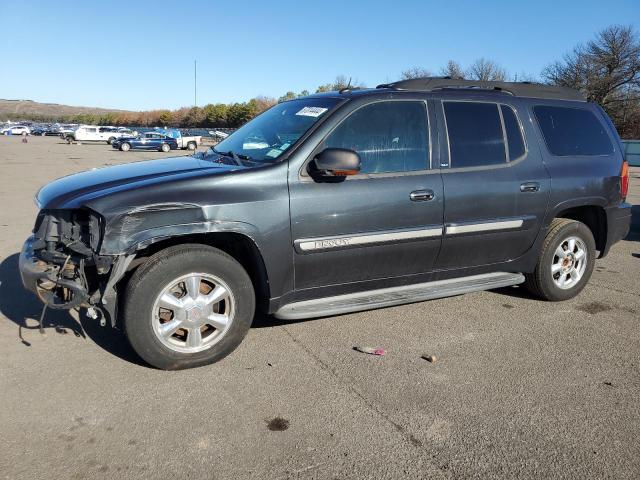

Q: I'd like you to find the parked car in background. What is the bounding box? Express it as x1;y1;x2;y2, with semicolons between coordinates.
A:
64;125;136;144
19;79;631;370
158;128;201;150
31;126;60;136
1;125;30;135
112;131;178;152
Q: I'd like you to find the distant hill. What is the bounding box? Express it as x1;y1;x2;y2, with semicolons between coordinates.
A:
0;99;131;121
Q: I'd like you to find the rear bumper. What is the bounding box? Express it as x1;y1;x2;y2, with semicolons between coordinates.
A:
602;202;632;257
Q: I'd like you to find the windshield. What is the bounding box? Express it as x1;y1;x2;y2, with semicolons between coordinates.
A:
208;97;340;164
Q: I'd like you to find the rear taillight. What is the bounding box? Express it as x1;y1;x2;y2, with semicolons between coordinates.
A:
621;160;629;200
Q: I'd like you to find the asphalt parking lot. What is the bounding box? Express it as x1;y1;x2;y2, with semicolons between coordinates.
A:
0;135;639;479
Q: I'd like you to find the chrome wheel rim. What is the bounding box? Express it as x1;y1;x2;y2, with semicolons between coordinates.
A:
551;236;587;290
151;273;235;353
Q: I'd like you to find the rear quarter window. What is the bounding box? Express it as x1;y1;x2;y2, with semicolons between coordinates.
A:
534;105;613;156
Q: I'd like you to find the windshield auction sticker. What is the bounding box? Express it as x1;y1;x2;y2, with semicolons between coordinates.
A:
295;107;328;117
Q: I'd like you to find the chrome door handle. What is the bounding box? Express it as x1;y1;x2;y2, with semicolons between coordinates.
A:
410;190;435;201
520;182;540;193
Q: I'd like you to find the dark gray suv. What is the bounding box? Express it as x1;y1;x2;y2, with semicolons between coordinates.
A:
20;78;632;369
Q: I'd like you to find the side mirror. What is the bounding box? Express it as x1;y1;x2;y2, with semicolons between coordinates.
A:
309;148;361;179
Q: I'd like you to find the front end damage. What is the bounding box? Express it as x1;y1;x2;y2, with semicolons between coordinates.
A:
19;209;132;325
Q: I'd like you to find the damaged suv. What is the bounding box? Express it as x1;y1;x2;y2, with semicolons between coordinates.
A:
20;78;632;370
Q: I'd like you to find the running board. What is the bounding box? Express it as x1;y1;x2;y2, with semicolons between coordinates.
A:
274;272;525;320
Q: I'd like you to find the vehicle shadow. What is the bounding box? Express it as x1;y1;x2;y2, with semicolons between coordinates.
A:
626;204;640;243
0;253;145;366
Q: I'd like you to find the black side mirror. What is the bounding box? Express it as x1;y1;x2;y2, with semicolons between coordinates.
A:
309;148;361;180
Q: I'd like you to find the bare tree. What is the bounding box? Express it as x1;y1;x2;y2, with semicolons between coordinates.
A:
467;58;507;81
400;67;432;79
440;60;465;79
542;25;640;106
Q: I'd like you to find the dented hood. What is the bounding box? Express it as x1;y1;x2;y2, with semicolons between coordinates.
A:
36;155;241;209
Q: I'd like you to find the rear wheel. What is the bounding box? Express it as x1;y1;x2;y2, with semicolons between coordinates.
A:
107;137;116;144
123;244;255;370
187;141;196;151
524;218;595;301
66;135;74;144
160;143;170;152
120;142;131;152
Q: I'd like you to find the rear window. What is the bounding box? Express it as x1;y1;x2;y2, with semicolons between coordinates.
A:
534;105;613;156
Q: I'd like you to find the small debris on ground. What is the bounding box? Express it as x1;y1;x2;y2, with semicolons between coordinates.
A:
421;354;437;363
353;346;386;356
267;417;290;431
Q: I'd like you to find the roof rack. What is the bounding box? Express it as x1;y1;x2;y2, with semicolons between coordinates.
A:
376;77;586;101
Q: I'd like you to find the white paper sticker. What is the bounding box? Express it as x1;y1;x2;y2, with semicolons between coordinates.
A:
295;106;328;117
266;149;282;158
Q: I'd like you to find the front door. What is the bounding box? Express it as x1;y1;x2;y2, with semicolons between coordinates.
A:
435;98;550;269
289;99;444;292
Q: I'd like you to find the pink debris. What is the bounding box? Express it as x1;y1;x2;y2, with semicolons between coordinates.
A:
354;346;386;356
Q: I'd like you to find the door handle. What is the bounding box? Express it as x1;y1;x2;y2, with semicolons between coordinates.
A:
520;182;540;193
410;190;435;201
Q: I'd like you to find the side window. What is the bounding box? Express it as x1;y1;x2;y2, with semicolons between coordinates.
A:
325;101;429;174
444;102;506;168
501;105;526;160
534;105;613;156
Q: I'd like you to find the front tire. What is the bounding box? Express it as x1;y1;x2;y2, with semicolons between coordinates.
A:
123;244;255;370
120;142;131;152
107;137;116;144
524;218;595;301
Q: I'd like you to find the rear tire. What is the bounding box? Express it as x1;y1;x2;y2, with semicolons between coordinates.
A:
524;218;595;301
123;244;255;370
187;141;196;151
107;137;116;144
160;143;170;152
120;142;131;152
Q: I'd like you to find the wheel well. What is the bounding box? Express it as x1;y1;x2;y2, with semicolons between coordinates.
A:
124;233;271;313
556;205;607;254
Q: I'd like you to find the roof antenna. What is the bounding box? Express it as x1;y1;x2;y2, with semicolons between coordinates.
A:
339;77;353;94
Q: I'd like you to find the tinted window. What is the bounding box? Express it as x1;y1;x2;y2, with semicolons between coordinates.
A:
534;105;613;156
325;101;429;173
501;105;526;160
444;102;506;168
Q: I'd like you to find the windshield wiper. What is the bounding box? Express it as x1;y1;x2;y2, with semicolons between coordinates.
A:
212;148;254;166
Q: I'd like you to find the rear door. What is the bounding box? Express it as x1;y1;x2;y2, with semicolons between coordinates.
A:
435;97;550;269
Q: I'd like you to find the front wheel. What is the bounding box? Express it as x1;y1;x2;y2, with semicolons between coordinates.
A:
120;142;131;151
123;244;255;370
107;137;116;144
524;218;595;301
160;143;170;152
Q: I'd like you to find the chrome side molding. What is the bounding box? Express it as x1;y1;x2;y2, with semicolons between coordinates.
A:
296;226;443;253
445;219;524;235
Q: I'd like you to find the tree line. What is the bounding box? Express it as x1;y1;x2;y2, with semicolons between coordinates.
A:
6;25;640;138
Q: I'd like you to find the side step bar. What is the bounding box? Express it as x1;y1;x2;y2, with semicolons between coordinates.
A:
274;272;525;320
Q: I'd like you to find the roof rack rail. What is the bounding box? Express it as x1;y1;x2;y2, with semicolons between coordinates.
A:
376;77;585;101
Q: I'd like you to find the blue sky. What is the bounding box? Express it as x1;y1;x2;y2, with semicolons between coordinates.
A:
1;0;638;111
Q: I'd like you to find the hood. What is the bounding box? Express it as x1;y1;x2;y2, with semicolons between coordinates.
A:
36;155;242;209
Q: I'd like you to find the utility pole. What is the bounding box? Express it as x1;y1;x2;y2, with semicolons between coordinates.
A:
194;60;197;107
